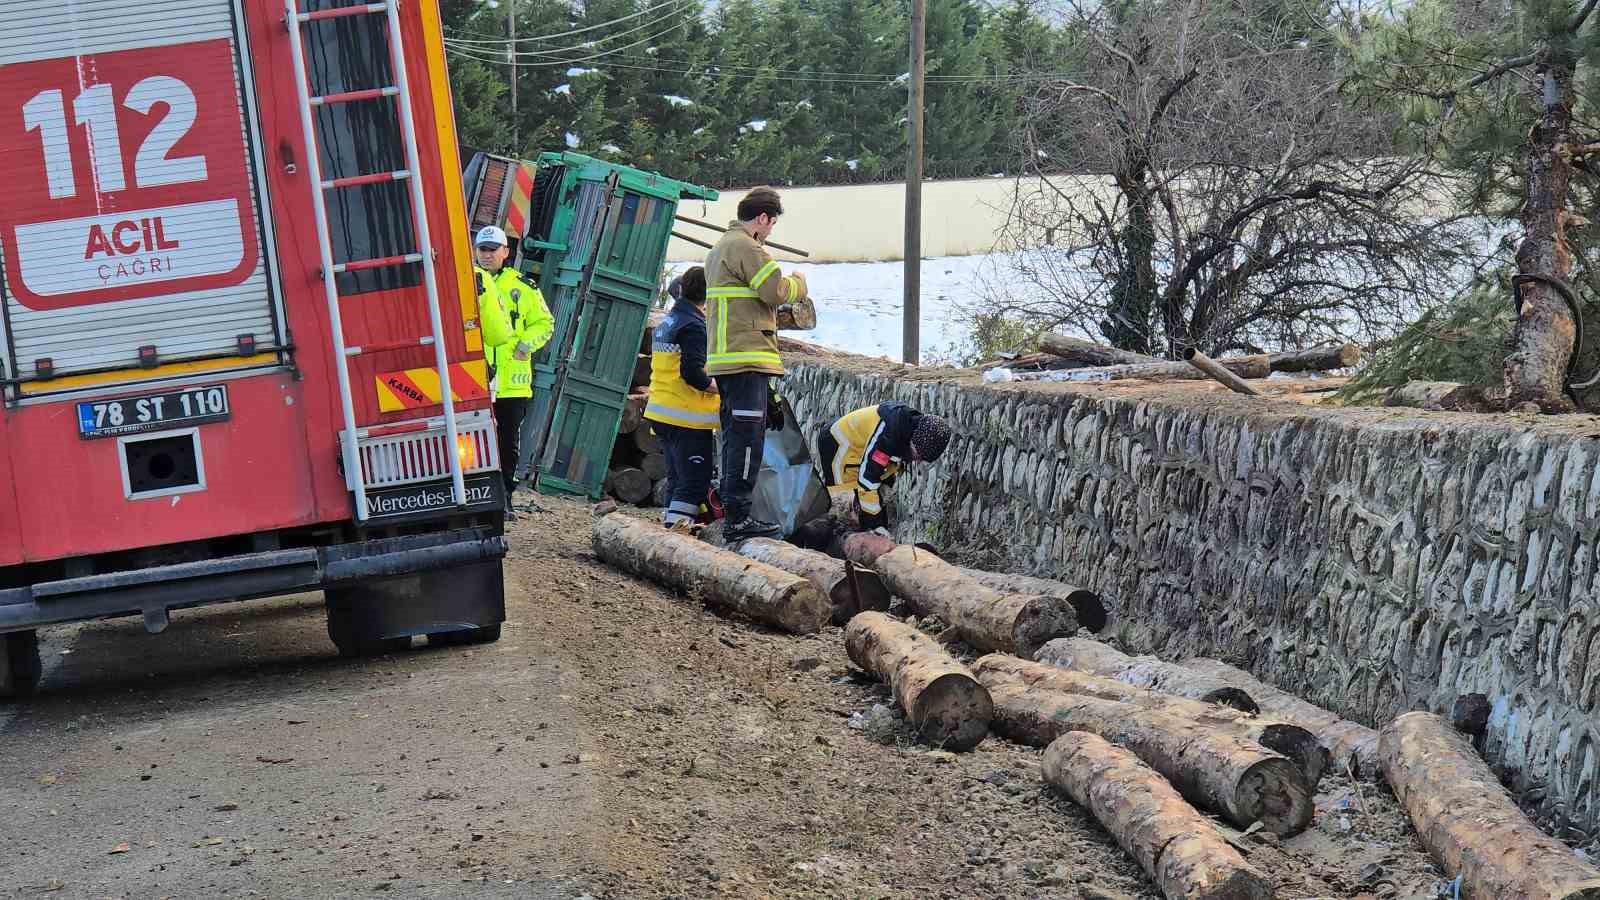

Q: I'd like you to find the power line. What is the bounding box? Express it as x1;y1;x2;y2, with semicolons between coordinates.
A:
445;0;689;45
447;2;692;60
443;47;1079;84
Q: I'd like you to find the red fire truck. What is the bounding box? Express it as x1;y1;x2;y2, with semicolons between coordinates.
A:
0;0;509;696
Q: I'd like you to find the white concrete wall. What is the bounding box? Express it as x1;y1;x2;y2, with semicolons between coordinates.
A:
667;176;1080;263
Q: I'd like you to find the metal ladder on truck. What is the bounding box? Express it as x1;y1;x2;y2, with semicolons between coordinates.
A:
283;0;467;521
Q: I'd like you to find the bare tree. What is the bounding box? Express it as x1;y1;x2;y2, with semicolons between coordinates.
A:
990;0;1491;359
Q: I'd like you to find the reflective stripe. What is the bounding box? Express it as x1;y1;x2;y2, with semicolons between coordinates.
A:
750;260;780;290
857;421;889;490
717;297;729;354
829;420;851;487
857;492;883;514
780;275;798;301
708;286;759;298
668;500;701;515
708;351;782;366
645;402;720;426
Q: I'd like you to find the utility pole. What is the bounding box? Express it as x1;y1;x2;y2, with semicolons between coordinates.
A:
903;0;925;365
507;0;518;152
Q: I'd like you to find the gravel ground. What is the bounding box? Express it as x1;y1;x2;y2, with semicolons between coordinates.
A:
1;493;1452;899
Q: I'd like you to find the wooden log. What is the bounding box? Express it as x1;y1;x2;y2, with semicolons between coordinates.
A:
986;680;1313;835
1383;380;1497;412
1035;639;1259;713
604;467;652;505
631;353;652;390
841;530;898;566
844;611;992;751
974;656;1327;788
619;391;649;435
1451;693;1492;738
1042;731;1275;900
651;477;670;509
639;313;665;355
639;452;668;482
859;544;1079;656
1181;658;1380;779
737;538;890;625
958;567;1109;634
1265;343;1361;372
592;514;829;634
1038;334;1161;367
1380;712;1600;900
631;423;661;455
995;355;1271;385
1183;349;1261;396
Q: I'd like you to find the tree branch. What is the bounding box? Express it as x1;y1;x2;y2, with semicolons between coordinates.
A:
1572;0;1600;33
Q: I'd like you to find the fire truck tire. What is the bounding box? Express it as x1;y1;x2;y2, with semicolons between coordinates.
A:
325;591;412;658
1;630;43;698
428;624;502;647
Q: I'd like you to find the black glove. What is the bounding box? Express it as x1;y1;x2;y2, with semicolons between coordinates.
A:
766;386;785;431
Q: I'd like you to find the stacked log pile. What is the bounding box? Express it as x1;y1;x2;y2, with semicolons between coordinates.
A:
605;315;668;507
588;514;1600;898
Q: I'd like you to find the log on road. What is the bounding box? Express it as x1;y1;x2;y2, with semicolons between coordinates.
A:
604;467;652;505
1267;343;1361;373
1035;638;1259;712
845;611;992;751
1043;731;1275;900
1380;712;1600;900
639;452;668;482
984;679;1314;835
1181;658;1380;779
619;391;649;434
1383;380;1496;412
848;542;1078;656
737;538;891;624
958;567;1109;634
632;423;661;455
592;514;830;634
975;656;1327;788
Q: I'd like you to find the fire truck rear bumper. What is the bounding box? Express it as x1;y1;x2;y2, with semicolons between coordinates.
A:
0;528;507;635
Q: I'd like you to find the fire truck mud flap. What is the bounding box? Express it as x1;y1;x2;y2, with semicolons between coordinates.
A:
0;529;507;643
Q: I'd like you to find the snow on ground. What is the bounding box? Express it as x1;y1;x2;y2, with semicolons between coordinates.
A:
666;254;1004;363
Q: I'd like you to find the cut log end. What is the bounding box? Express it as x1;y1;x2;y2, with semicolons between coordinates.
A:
1450;693;1491;737
1067;589;1109;635
1199;687;1260;715
1011;598;1081;659
1256;723;1330;789
1240;757;1315;837
914;671;995;753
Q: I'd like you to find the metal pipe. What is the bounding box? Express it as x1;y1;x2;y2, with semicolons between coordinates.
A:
1182;349;1260;396
671;230;714;250
673;214;811;257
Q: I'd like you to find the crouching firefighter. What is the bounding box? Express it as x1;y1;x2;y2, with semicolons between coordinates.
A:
815;402;951;532
705;187;811;542
645;267;719;526
474;226;555;519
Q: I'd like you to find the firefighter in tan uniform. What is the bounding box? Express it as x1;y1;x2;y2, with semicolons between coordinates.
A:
703;187;810;541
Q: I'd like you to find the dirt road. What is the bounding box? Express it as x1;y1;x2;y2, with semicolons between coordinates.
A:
3;496;1450;899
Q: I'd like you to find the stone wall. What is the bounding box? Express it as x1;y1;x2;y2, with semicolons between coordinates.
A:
783;360;1600;843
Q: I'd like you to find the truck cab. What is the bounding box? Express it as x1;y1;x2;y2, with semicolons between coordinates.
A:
0;0;507;694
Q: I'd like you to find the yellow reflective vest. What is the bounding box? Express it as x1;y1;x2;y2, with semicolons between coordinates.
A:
475;265;554;400
703;221;808;377
644;300;719;430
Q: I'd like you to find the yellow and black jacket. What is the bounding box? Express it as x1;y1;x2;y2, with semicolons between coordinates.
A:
703;222;808;377
815;402;921;529
644;300;719;430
